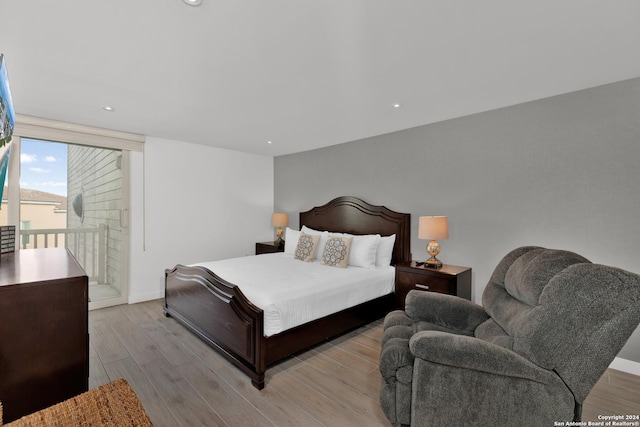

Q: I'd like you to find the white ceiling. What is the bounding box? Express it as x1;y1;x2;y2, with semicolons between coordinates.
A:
2;1;639;157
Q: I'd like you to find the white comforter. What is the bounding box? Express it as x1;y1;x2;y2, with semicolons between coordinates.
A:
193;253;395;336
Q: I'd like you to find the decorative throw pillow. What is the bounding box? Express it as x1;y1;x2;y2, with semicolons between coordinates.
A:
301;225;329;257
321;236;353;268
294;232;320;262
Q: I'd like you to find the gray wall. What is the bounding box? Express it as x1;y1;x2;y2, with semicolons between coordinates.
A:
274;77;640;363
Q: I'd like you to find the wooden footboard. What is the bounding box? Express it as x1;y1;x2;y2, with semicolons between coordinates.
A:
164;264;267;388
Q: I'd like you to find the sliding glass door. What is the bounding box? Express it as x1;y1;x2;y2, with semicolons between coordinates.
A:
5;136;130;309
7;115;143;310
65;142;130;309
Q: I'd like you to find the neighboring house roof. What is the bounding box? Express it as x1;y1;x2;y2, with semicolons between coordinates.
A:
2;187;67;211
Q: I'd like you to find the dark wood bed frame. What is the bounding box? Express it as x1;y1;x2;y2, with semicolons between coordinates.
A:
164;196;411;389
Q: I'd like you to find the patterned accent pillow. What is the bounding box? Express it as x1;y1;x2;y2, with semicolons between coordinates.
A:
294;232;320;262
321;236;353;268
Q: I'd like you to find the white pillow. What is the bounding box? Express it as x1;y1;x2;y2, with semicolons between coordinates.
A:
301;225;329;260
375;234;396;266
284;227;300;255
348;234;381;269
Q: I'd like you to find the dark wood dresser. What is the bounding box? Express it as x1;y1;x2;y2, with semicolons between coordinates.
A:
0;248;89;423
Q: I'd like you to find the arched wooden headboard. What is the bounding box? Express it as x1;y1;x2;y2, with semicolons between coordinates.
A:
299;196;411;265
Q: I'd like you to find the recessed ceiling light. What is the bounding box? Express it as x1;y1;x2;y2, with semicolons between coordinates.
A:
393;103;402;108
267;140;273;144
103;106;114;112
182;0;203;6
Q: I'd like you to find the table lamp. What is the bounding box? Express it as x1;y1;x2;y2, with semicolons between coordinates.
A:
418;216;448;268
271;213;288;245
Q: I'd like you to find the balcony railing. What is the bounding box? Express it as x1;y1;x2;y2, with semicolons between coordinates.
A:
19;224;107;284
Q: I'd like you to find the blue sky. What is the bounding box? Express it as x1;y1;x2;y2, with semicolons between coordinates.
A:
19;138;68;196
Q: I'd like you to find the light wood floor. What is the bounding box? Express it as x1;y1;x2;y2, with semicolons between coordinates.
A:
89;300;640;426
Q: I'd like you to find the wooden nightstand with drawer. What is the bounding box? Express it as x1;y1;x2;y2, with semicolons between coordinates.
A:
395;261;471;309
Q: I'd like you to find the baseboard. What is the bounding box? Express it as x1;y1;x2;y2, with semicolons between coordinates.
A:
609;357;640;376
128;290;164;304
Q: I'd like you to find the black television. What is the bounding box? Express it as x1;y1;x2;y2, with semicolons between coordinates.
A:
0;53;15;207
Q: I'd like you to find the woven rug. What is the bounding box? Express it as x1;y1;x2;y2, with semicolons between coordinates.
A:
1;379;153;426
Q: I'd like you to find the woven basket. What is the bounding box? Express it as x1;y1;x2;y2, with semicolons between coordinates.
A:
1;379;152;426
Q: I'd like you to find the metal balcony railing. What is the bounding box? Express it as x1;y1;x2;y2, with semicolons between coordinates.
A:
19;223;107;284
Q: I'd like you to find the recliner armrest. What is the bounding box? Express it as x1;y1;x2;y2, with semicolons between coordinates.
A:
406;331;576;426
409;331;551;382
405;290;489;333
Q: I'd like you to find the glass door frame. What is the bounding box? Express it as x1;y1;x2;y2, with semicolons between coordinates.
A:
9;116;142;310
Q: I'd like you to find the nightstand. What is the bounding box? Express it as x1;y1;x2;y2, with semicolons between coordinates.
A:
255;241;285;255
395;261;471;309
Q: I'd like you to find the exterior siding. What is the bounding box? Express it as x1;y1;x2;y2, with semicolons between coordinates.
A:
67;145;123;292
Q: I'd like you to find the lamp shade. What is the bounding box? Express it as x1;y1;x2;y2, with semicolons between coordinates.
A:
418;216;448;240
271;213;289;227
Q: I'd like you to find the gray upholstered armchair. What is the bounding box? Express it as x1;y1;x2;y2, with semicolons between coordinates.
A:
379;246;640;427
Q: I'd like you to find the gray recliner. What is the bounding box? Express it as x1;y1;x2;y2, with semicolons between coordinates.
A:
379;246;640;427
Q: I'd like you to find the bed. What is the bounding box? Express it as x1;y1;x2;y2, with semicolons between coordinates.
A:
164;196;411;389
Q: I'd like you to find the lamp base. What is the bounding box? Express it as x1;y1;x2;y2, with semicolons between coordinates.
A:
424;239;443;268
274;227;285;246
424;256;443;269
